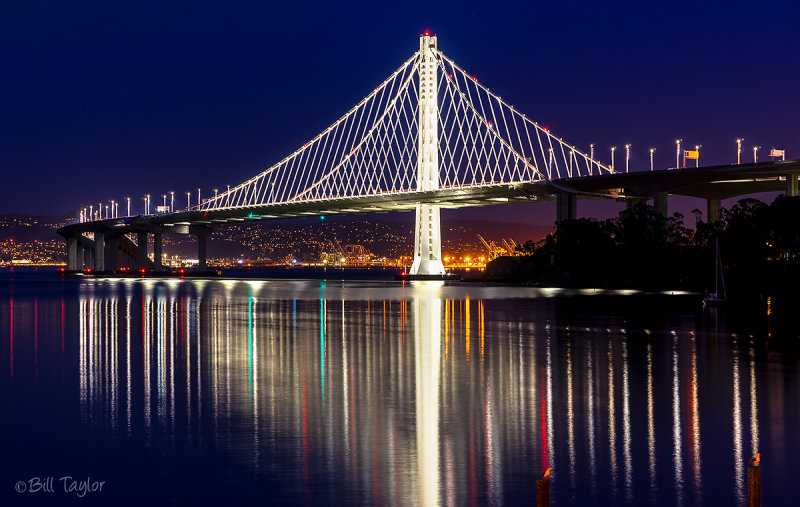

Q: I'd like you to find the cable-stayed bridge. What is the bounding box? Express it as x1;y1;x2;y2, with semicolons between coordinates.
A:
58;34;800;275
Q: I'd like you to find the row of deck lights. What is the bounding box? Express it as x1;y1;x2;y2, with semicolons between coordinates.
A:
593;139;779;174
80;185;237;222
78;138;785;223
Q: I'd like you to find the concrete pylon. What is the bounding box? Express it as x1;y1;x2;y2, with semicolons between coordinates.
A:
153;233;163;271
707;198;721;224
556;192;576;224
67;236;79;271
786;174;798;197
94;232;104;271
197;230;209;271
653;191;669;217
104;237;118;272
626;197;647;210
410;33;445;276
137;232;148;270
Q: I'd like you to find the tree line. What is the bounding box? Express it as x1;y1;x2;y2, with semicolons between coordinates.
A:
502;196;800;293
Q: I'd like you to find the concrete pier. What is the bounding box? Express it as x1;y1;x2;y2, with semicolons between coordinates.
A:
153;233;163;271
653;191;668;217
137;232;148;270
104;236;118;271
94;232;105;271
556;192;576;223
626;197;646;210
707;198;721;224
197;231;208;271
787;174;798;197
67;237;79;271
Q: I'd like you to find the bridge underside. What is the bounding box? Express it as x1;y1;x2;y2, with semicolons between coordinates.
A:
562;160;800;200
59;183;557;237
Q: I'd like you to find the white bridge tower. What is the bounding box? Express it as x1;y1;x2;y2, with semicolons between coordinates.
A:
410;33;446;276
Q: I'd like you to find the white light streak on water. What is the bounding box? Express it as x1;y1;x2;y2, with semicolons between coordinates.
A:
622;337;632;503
673;332;684;507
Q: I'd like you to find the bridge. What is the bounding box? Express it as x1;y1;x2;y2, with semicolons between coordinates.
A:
58;34;800;274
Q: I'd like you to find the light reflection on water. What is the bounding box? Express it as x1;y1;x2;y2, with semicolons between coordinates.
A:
1;275;796;505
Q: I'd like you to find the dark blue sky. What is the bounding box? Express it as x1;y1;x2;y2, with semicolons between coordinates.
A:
2;0;799;222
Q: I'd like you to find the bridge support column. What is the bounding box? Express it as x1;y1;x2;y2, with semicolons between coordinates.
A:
556;192;577;224
653;191;669;217
104;237;118;272
137;232;148;270
153;233;163;271
626;197;647;210
707;198;721;224
411;204;445;275
94;232;105;271
67;236;79;271
409;32;445;276
197;230;209;271
787;174;798;197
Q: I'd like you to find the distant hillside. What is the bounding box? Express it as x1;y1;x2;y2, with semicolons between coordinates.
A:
0;213;552;262
0;215;69;242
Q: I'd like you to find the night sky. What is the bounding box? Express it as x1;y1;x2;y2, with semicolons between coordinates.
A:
3;0;799;223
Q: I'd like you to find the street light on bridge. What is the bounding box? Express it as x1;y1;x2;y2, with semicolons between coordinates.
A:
650;148;655;171
625;144;631;173
753;146;761;163
737;138;743;164
170;191;174;212
676;139;682;169
695;145;701;168
186;192;191;209
126;197;131;217
610;146;616;171
110;200;115;218
589;143;594;160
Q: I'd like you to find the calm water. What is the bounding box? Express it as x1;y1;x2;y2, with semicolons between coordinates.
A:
0;269;797;506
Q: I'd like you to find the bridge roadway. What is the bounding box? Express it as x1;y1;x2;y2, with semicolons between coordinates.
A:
58;160;800;272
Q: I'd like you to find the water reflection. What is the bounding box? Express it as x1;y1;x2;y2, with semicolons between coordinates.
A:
732;337;744;503
672;331;684;506
3;276;796;505
414;283;441;506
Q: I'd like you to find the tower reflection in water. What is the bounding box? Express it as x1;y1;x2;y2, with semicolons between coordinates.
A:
66;279;785;505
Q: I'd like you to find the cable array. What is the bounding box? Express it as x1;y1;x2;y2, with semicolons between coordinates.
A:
195;47;612;212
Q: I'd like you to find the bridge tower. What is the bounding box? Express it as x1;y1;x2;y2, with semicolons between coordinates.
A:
410;33;446;276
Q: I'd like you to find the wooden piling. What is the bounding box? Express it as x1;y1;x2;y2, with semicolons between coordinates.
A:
535;478;550;507
747;465;760;507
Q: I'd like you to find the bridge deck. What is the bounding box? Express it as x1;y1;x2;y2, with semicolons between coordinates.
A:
59;160;800;237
